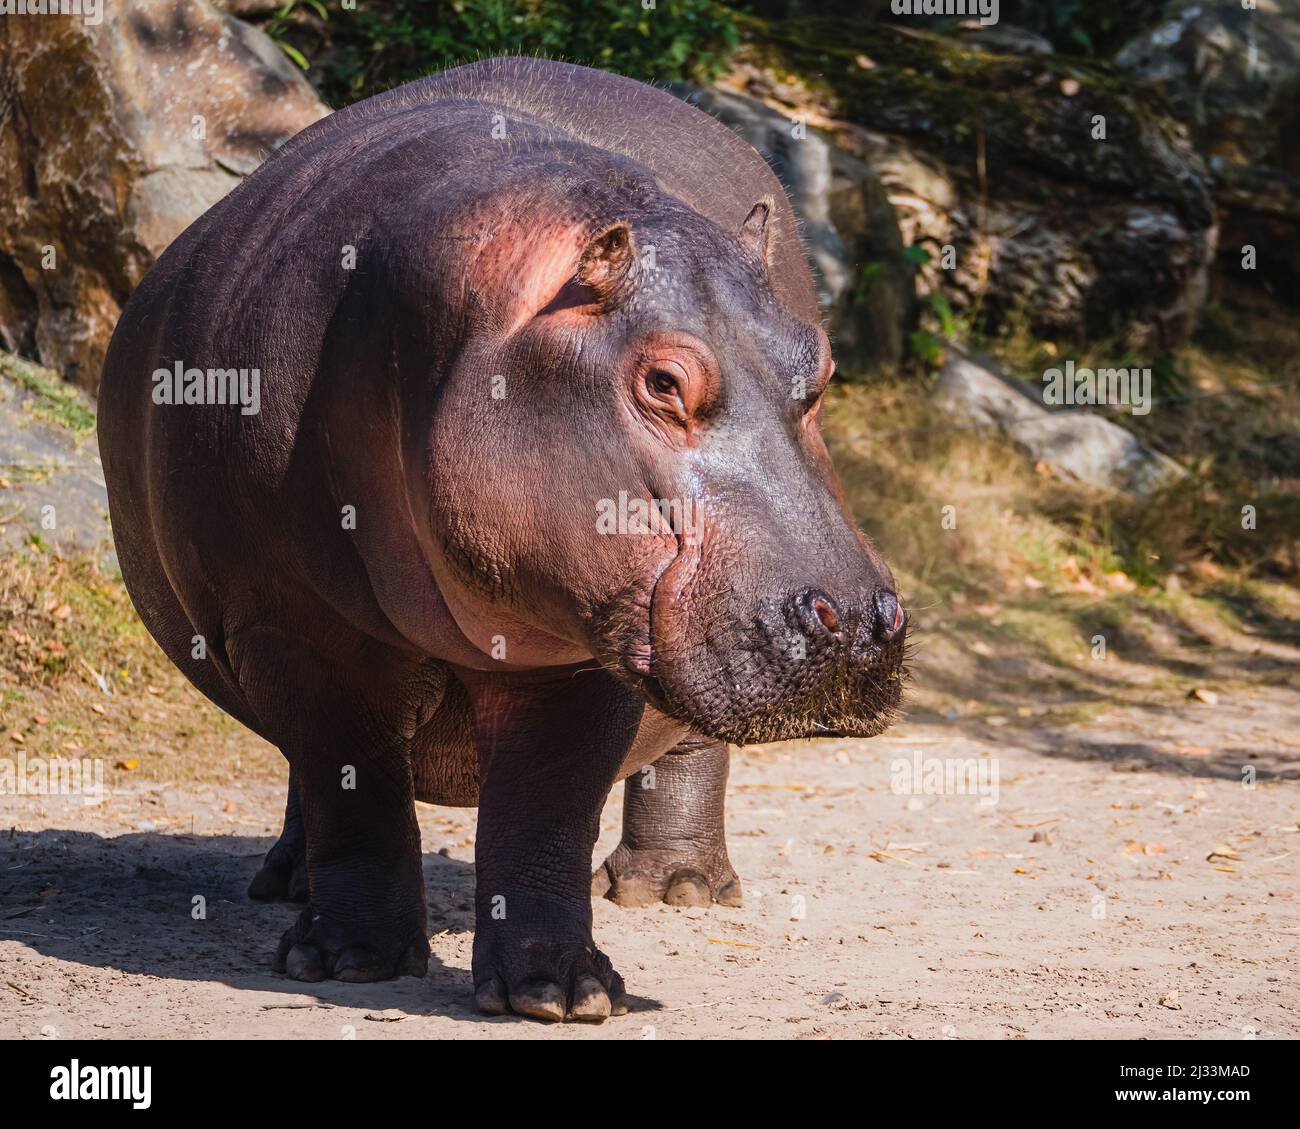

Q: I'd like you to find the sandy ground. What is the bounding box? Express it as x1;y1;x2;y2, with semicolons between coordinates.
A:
3;684;1298;1040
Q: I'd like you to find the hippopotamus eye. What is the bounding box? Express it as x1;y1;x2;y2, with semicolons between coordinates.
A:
632;342;718;436
643;367;689;423
649;371;678;396
637;364;696;429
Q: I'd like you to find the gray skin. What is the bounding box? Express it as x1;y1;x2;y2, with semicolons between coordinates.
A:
97;57;907;1023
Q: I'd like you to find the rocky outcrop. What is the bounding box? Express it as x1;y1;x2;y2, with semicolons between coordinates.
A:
1115;0;1300;166
673;85;914;374
212;0;283;13
0;0;328;391
724;18;1219;351
951;23;1055;57
1115;0;1300;303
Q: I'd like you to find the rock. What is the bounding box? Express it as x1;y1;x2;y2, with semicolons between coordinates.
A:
1115;1;1300;168
937;351;1042;430
0;351;111;559
1010;413;1185;498
951;23;1055;57
724;17;1218;349
1213;160;1300;302
0;0;328;391
937;348;1186;496
1115;0;1300;302
673;85;914;373
990;1;1164;57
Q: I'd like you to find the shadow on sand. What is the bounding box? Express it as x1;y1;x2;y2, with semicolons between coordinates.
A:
1;828;660;1024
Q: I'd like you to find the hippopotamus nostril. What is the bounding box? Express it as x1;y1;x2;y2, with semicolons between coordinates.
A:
874;588;905;642
790;589;843;640
812;597;839;633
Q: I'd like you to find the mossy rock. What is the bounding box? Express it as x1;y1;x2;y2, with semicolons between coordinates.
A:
727;14;1216;347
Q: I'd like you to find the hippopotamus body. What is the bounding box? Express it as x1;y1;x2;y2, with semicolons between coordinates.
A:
98;57;906;1022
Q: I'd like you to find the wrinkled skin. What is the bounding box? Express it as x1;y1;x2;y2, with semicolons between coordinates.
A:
98;58;907;1023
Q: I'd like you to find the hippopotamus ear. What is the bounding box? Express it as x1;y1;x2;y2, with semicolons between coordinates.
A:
575;222;637;307
498;220;637;327
738;198;775;266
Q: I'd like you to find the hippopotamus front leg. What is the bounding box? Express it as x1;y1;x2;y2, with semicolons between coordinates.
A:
592;736;742;908
233;628;430;984
465;667;642;1023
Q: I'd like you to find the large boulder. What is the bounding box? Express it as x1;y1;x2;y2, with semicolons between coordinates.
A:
1115;0;1300;166
0;0;328;391
937;347;1186;496
724;17;1219;351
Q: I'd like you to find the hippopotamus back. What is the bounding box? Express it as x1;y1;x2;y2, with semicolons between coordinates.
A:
279;57;819;322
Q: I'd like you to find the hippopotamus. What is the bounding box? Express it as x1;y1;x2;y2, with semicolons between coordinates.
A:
98;56;906;1023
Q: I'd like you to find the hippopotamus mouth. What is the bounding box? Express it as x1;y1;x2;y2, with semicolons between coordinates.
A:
609;522;908;746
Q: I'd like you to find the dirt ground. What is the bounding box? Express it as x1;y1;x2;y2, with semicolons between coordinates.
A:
3;680;1297;1040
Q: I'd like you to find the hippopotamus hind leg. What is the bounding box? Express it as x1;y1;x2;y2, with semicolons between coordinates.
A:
592;736;741;908
248;768;309;904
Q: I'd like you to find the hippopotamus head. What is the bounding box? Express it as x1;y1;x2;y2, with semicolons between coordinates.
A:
409;154;906;744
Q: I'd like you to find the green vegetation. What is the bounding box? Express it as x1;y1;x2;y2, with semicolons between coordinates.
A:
0;352;95;435
271;0;741;106
1000;0;1164;58
975;280;1300;585
0;547;146;685
823;347;1300;718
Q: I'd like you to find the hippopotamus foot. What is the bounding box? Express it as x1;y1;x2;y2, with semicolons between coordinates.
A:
466;668;641;1022
472;896;628;1022
274;903;429;983
270;822;430;979
593;844;741;908
593;736;742;908
268;755;429;983
248;770;308;904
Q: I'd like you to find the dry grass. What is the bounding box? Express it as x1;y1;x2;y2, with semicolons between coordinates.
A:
0;544;278;786
822;282;1300;720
